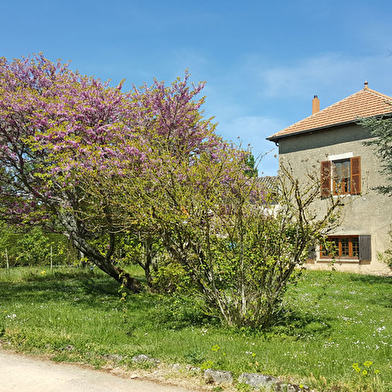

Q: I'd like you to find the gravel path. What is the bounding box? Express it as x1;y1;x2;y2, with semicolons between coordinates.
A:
0;350;199;392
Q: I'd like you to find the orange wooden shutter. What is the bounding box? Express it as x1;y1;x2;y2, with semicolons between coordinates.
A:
351;156;361;195
321;160;331;197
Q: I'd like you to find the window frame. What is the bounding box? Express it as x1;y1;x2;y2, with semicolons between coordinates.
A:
320;235;359;260
332;158;351;195
321;156;361;197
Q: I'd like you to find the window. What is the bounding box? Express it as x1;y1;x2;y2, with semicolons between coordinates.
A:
321;236;359;259
321;156;361;197
333;159;351;194
319;235;371;262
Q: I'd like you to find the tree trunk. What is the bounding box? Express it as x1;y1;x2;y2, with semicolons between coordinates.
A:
144;239;154;286
100;261;142;292
58;211;142;292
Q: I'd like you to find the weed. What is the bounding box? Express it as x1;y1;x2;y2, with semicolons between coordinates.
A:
184;349;206;365
236;383;253;392
201;360;214;371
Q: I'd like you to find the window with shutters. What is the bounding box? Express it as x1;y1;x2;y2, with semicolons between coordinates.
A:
320;236;359;259
319;235;371;262
321;156;361;197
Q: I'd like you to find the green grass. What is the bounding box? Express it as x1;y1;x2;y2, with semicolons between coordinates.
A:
0;266;391;391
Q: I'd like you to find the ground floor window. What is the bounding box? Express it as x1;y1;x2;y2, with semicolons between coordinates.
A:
320;236;359;259
307;235;371;263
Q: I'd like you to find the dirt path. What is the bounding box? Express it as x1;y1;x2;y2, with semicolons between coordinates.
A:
0;350;201;392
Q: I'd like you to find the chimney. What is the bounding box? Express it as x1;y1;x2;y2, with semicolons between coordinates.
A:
312;95;320;114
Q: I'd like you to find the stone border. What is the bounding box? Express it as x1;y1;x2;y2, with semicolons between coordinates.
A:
131;354;311;391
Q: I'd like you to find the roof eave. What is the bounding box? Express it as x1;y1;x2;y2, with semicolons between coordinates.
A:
267;112;392;143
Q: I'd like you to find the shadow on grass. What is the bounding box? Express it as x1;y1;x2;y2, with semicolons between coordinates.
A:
0;268;337;335
0;269;214;330
228;308;333;339
136;293;220;330
0;269;121;310
347;274;392;308
348;274;391;285
270;308;333;338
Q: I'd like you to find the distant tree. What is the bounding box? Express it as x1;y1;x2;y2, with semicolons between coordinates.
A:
14;227;51;266
362;116;392;196
244;152;258;177
362;116;392;270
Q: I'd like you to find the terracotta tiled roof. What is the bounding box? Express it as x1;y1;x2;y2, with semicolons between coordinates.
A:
267;86;392;141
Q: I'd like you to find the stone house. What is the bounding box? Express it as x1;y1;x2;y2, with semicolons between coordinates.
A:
267;83;392;274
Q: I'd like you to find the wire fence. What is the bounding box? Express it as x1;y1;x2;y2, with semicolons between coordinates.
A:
0;231;80;271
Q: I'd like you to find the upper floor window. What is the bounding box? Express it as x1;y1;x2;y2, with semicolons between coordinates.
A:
333;158;351;194
321;156;361;197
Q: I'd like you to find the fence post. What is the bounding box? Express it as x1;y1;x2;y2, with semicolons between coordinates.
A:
6;248;9;275
50;245;53;272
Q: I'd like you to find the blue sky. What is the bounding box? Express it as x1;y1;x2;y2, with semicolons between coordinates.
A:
2;0;392;175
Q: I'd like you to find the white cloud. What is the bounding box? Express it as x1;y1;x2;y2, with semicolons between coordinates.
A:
202;51;392;177
255;53;392;100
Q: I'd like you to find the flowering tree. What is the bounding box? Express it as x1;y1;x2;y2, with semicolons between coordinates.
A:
65;70;242;286
0;54;149;290
0;54;223;290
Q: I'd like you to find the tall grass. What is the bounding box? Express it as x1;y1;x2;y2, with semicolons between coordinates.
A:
0;267;391;391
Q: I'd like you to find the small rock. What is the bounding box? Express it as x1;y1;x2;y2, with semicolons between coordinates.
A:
131;354;160;364
132;354;150;362
238;373;278;391
103;354;125;362
204;369;233;385
185;365;201;373
276;381;310;391
171;363;183;371
109;367;123;375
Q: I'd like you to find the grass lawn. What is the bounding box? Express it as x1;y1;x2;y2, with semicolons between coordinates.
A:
0;266;391;391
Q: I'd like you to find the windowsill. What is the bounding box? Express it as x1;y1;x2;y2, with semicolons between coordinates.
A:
318;258;359;264
321;194;357;200
332;194;353;198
